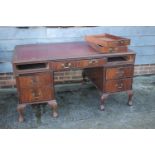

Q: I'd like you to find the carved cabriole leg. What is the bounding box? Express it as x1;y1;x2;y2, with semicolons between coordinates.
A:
100;94;109;111
17;103;27;122
127;90;133;106
48;100;58;118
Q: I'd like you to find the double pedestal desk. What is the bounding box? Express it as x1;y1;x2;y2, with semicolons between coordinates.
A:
13;42;136;122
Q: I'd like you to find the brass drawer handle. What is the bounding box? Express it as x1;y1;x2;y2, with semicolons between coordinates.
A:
32;91;41;99
119;40;124;44
89;59;98;64
125;40;129;44
109;48;114;53
33;96;40;99
115;83;123;89
61;62;71;69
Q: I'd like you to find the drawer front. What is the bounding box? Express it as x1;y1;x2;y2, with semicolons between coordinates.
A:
105;78;132;93
20;86;53;103
51;59;106;71
106;66;134;80
89;43;128;53
18;72;52;89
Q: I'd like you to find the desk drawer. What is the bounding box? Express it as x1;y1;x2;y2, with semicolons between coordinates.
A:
88;43;128;53
20;86;53;103
17;72;52;89
104;78;132;93
51;58;106;71
106;66;134;80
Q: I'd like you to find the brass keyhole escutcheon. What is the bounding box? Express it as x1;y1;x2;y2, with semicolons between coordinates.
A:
31;76;39;85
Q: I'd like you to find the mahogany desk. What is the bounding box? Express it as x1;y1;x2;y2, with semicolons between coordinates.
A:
13;42;136;122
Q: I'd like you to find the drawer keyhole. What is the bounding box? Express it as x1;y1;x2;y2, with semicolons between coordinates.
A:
31;77;39;85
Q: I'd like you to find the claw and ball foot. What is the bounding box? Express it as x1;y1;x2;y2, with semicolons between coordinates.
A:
128;100;133;106
48;100;58;118
17;104;27;122
127;90;133;106
100;94;109;111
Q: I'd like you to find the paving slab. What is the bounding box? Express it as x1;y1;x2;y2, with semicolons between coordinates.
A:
0;75;155;129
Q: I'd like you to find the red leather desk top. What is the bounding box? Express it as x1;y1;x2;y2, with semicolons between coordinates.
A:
13;42;134;63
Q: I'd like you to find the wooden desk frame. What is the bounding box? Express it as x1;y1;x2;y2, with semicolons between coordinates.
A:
12;42;136;122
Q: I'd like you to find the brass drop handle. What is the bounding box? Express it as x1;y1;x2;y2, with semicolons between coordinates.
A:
62;62;71;69
125;40;129;44
97;44;103;47
115;83;123;89
119;40;124;44
89;59;98;64
109;48;114;53
32;91;41;99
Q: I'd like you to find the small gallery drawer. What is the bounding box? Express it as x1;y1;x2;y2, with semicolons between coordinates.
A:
51;58;106;71
20;86;53;103
52;61;75;71
104;78;132;93
88;43;128;53
78;59;106;68
105;66;134;80
17;72;52;89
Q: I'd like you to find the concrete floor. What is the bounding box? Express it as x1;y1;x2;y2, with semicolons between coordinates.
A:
0;75;155;129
